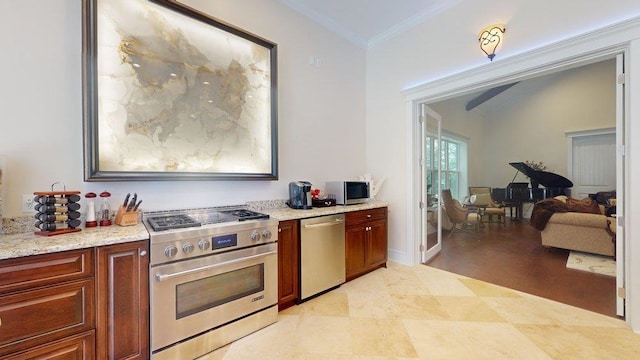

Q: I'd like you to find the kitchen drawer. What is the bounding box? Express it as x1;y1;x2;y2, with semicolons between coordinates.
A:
0;330;95;360
0;249;94;295
0;279;95;357
345;207;387;225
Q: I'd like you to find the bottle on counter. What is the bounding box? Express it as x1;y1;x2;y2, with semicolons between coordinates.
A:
99;191;112;226
85;192;97;228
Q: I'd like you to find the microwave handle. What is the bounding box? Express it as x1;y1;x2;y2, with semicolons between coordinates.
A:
155;250;277;282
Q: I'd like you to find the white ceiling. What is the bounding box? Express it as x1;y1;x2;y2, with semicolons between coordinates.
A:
277;0;464;48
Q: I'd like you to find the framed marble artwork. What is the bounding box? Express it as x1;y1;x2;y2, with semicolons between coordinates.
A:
82;0;278;181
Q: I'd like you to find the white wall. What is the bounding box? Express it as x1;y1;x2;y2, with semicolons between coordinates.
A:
366;0;640;332
0;0;366;217
430;59;616;191
366;0;640;264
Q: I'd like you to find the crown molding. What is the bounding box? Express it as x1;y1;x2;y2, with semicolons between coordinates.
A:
276;0;368;48
403;15;640;101
277;0;464;49
368;0;464;48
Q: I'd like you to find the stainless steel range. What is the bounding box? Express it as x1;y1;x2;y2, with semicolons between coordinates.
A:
144;206;278;360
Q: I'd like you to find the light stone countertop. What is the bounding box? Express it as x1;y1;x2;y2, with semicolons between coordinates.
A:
0;224;149;261
0;201;388;261
257;200;388;221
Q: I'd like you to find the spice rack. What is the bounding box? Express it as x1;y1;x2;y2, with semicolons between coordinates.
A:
33;182;82;236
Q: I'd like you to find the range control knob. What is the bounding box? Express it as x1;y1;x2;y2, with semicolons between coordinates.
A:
262;230;272;240
164;245;178;258
198;239;210;251
250;231;261;242
182;242;194;254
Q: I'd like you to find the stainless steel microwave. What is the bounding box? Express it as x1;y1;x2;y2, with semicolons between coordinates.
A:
325;181;370;205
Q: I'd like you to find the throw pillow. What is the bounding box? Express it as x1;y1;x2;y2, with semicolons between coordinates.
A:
472;193;491;206
566;198;601;214
553;195;568;203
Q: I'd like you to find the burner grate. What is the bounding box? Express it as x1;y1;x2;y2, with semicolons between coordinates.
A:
147;214;201;231
220;209;270;221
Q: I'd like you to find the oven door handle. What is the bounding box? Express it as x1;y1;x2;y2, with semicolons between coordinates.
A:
155;250;277;282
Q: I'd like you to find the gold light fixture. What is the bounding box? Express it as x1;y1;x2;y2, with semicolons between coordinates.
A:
478;24;505;61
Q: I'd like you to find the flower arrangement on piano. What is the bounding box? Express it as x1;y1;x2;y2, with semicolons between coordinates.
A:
524;160;547;174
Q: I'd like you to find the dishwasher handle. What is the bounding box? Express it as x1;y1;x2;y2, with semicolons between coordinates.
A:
303;219;345;229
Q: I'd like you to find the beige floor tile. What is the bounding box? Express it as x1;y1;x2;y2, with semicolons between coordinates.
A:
572;325;640;358
436;296;508;322
350;318;418;357
516;324;640;360
342;269;389;294
213;314;299;359
292;315;352;354
286;354;408;360
348;289;398;319
291;291;350;317
391;293;451;320
458;277;522;298
403;319;553;360
484;295;627;327
197;262;640;360
415;271;476;297
383;266;431;296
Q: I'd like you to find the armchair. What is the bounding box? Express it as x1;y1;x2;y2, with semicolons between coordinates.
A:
468;187;506;227
441;189;480;236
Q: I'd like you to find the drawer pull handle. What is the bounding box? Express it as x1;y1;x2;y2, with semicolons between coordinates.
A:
140;250;148;257
367;214;372;218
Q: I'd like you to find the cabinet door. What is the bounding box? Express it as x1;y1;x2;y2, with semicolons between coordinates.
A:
366;219;388;267
0;330;95;360
0;249;93;295
278;220;299;310
0;279;95;358
345;225;366;280
96;241;149;360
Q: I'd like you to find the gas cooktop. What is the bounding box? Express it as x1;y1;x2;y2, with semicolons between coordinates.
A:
144;206;270;232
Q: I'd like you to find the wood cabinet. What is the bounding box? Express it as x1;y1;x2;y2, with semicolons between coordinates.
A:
345;207;388;281
1;331;95;360
0;240;149;360
96;241;149;360
277;220;299;311
0;249;95;359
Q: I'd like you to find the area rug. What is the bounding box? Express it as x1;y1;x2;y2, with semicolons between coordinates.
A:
566;251;616;277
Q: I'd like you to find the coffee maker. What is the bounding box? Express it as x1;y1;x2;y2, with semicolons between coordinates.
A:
287;181;313;209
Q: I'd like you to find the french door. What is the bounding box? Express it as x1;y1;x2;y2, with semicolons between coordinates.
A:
420;104;442;263
615;53;625;317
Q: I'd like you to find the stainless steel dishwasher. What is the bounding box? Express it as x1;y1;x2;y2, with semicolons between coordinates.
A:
300;214;346;301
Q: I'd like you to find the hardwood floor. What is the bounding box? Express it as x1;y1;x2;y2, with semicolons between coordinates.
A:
426;219;618;318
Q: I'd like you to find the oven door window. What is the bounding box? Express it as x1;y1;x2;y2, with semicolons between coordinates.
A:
175;264;264;319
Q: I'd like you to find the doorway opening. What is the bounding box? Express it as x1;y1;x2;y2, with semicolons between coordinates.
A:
412;54;626;318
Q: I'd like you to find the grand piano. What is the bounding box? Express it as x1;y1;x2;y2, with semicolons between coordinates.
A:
492;162;573;220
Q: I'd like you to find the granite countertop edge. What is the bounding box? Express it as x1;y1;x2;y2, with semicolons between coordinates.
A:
0;201;388;261
0;224;149;261
259;200;389;221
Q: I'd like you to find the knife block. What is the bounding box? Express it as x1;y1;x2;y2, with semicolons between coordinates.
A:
115;206;139;226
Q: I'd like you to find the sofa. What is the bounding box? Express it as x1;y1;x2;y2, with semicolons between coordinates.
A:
532;196;616;257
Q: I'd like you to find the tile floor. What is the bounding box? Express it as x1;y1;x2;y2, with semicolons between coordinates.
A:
200;262;640;359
